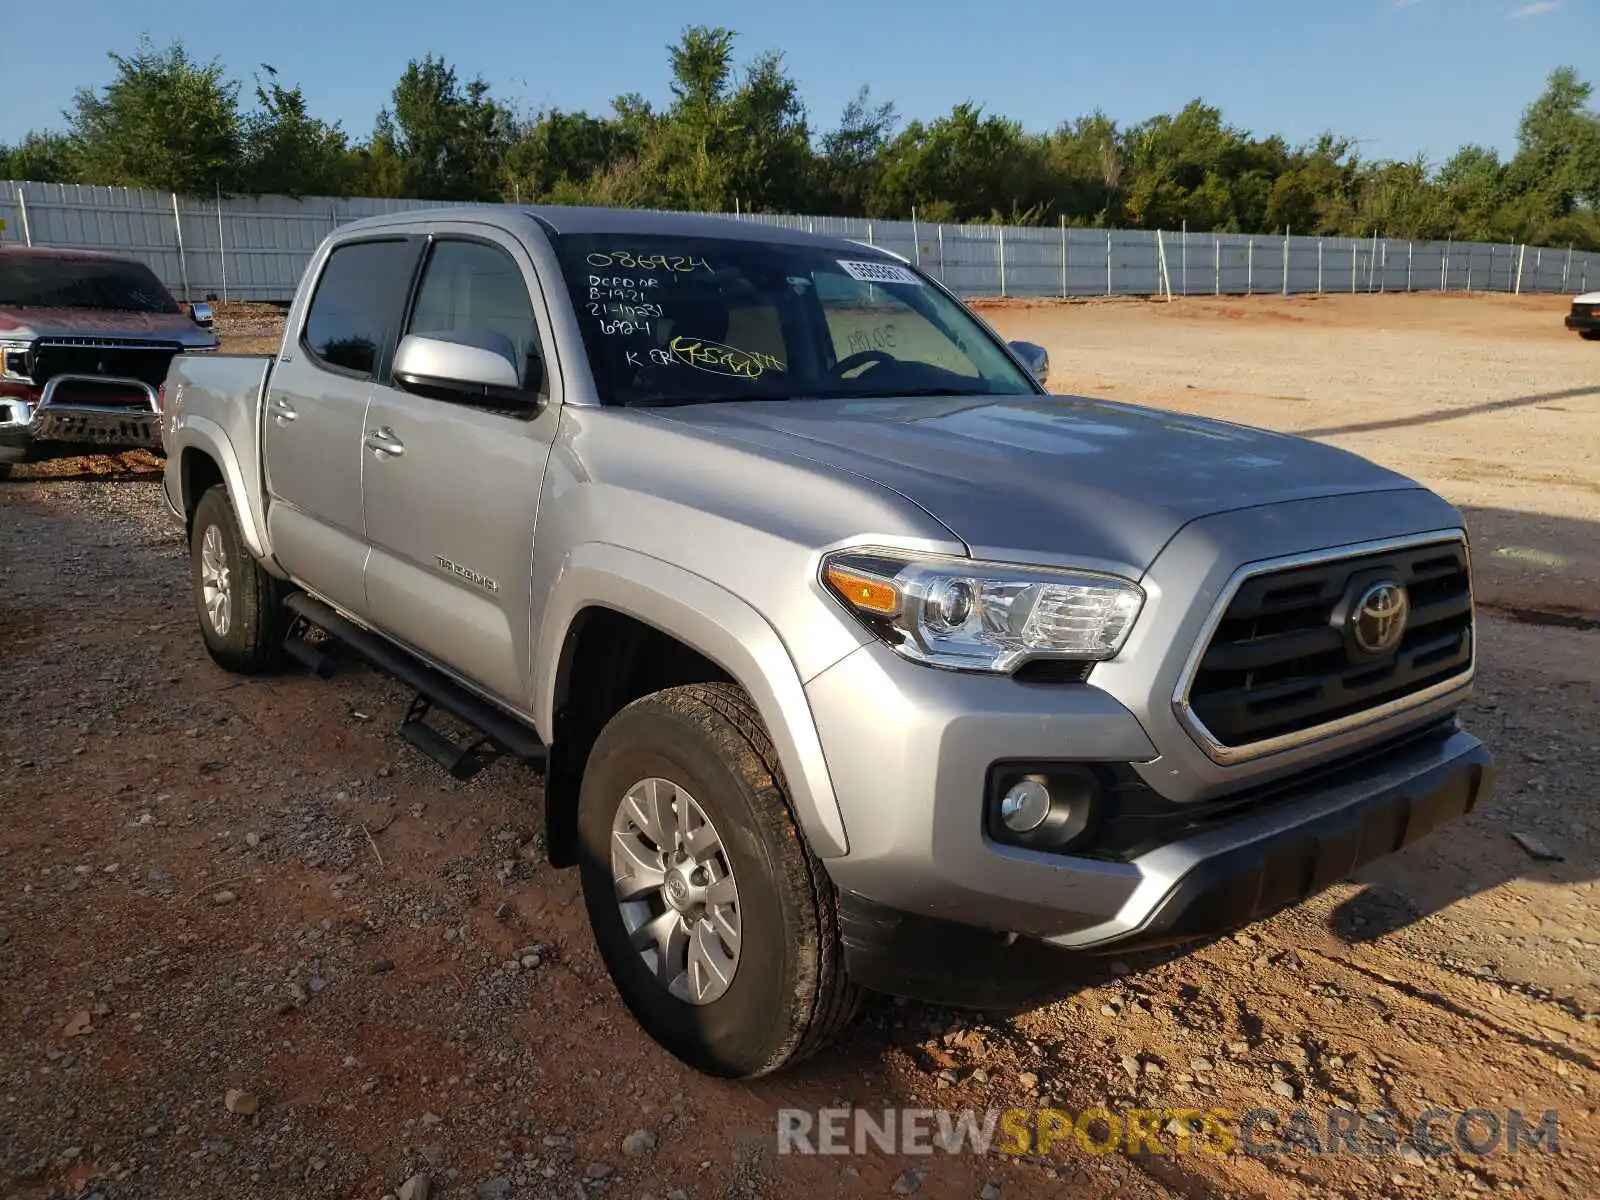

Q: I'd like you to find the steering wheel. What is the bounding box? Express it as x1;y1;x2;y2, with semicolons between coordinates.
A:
830;349;896;379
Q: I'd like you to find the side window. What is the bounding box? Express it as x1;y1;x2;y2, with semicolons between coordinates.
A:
814;270;979;379
407;240;540;387
302;238;417;378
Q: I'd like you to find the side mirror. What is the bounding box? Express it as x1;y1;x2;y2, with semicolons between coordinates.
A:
188;301;215;329
393;331;535;406
1008;340;1049;387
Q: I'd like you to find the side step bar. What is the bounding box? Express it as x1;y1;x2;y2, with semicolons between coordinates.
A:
283;592;547;780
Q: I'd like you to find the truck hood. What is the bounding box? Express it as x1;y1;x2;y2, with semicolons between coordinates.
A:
651;393;1419;575
0;306;214;344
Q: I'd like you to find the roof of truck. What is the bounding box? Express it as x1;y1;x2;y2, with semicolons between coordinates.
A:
0;244;145;264
335;203;888;255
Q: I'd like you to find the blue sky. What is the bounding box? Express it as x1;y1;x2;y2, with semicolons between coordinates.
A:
4;0;1596;165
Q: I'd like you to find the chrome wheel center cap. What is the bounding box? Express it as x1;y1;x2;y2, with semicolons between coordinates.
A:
662;861;699;913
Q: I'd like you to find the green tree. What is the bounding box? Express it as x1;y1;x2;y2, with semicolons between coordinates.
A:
1351;158;1454;240
502;108;631;202
67;37;241;193
1268;136;1359;236
4;31;1599;251
1438;144;1508;240
370;55;512;200
873;103;1047;221
1043;112;1123;224
1509;67;1600;212
657;25;738;209
819;87;899;217
0;132;79;183
721;50;813;212
238;67;350;196
571;26;815;213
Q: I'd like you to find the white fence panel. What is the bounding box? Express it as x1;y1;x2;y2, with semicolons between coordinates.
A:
1;179;1592;306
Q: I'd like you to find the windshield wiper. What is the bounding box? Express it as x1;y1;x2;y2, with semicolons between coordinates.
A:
628;390;818;408
863;386;994;398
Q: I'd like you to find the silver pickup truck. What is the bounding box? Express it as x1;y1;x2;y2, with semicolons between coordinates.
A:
161;204;1492;1079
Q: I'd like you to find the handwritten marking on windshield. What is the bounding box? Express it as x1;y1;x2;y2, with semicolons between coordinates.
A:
846;323;897;354
589;275;662;303
589;300;663;338
588;301;664;320
586;251;714;274
669;336;784;378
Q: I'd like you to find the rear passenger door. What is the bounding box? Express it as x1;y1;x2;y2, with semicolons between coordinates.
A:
359;227;562;710
263;236;422;614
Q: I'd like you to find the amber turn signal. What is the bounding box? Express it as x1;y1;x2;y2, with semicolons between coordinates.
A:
824;564;899;615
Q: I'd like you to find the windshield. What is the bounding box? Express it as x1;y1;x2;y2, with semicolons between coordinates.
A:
0;256;181;314
549;233;1038;406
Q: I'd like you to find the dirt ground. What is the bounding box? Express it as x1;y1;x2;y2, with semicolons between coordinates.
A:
1;293;1596;1199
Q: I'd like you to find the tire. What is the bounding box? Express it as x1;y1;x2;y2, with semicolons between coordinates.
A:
577;683;859;1078
1581;330;1600;341
190;484;286;673
0;463;12;481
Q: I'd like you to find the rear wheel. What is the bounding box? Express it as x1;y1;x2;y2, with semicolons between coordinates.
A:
190;484;286;673
577;683;859;1078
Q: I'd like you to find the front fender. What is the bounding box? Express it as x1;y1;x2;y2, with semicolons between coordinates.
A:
167;415;271;562
534;542;849;858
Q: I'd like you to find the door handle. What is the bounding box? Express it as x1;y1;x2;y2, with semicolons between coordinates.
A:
365;427;405;459
269;398;297;423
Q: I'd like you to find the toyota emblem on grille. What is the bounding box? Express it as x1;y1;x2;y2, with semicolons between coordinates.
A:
1350;581;1409;657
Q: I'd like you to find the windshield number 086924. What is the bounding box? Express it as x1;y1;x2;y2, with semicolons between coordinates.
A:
586;250;713;273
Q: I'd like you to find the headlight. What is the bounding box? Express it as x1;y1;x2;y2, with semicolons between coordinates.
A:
822;549;1144;674
0;340;33;383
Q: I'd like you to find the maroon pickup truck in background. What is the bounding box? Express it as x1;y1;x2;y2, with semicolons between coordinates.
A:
0;246;219;479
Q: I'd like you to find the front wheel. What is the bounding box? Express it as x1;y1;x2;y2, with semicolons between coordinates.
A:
190;484;286;673
1581;330;1600;341
577;683;859;1078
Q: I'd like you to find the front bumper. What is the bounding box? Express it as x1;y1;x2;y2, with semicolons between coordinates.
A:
835;723;1489;1008
808;639;1491;1006
1566;311;1600;334
0;380;164;463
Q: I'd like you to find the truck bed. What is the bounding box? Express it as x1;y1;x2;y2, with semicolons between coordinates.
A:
162;352;275;550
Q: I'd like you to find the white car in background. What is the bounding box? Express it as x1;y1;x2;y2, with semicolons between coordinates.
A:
1566;292;1600;339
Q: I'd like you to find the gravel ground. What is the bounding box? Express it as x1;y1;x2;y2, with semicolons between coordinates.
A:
0;295;1596;1200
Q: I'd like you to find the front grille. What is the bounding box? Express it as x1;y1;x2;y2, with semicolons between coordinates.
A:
32;339;183;390
1183;538;1473;750
44;378;155;409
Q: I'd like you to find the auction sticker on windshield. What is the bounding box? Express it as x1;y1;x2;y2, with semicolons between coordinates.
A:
838;260;922;285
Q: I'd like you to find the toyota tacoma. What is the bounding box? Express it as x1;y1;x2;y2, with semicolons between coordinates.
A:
159;205;1492;1079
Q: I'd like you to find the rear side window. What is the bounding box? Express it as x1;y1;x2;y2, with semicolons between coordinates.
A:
407;240;540;387
302;239;417;378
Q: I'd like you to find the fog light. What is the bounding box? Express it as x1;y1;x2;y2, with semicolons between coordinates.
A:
999;778;1052;832
988;765;1099;852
